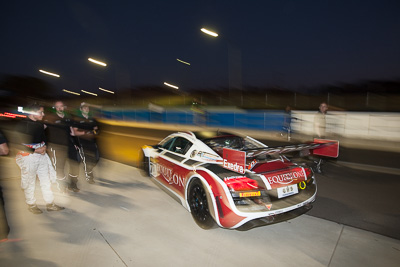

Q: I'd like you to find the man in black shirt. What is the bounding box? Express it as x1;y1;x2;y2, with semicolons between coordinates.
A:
45;101;73;192
15;103;64;214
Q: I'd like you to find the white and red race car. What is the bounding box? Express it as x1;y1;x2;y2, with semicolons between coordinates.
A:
141;131;338;230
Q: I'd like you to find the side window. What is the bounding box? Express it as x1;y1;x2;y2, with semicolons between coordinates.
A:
161;137;175;151
171;137;192;155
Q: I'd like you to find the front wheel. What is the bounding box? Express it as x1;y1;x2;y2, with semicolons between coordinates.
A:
188;179;215;229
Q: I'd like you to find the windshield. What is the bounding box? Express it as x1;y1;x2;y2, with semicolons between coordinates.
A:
204;136;263;153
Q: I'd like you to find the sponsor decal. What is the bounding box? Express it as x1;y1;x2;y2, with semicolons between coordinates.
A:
157;164;185;188
264;169;305;186
223;148;246;174
247;159;257;170
239;191;261;197
23;141;46;149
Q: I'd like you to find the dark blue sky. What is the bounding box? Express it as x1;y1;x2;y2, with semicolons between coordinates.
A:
1;0;400;95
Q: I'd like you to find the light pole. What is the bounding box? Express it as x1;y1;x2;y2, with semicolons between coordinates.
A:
200;27;243;103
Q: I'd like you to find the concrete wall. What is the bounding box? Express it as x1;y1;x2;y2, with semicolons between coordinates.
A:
292;111;400;141
99;108;400;141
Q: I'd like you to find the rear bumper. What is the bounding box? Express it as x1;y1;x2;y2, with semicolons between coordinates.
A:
236;203;313;231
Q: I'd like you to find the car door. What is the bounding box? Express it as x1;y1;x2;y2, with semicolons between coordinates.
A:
157;136;193;195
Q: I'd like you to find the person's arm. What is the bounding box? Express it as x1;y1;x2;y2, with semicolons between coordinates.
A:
34;146;46;155
71;127;95;137
0;142;9;156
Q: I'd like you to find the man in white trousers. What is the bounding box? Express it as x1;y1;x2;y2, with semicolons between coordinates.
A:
15;103;64;214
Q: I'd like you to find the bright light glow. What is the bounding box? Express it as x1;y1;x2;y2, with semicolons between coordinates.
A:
0;112;26;118
88;58;107;66
164;82;179;89
39;69;60;77
62;89;80;95
201;28;218;37
81;90;98;96
177;58;191;65
16;107;36;115
99;87;114;94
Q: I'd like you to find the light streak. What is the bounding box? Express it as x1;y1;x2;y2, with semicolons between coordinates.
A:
62;89;80;95
39;69;60;77
99;87;114;94
163;82;179;89
88;58;107;66
81;90;98;96
201;28;218;37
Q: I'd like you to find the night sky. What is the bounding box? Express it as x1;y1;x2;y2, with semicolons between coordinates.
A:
1;0;400;95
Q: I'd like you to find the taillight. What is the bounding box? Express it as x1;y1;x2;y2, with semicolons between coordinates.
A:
224;177;259;191
304;167;312;178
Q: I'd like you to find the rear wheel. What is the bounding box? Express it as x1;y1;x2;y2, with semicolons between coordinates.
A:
188;179;215;229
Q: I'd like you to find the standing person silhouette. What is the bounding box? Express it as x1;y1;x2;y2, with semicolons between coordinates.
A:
0;130;10;241
14;103;64;214
45;100;73;192
314;102;328;138
68;103;99;188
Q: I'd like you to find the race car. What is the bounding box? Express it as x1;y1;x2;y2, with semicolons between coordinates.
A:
141;131;338;230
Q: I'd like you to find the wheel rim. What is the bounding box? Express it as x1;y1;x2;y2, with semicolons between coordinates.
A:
189;184;209;222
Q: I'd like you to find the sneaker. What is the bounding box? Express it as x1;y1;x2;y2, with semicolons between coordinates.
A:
67;184;80;192
86;175;95;184
28;204;43;214
46;203;65;212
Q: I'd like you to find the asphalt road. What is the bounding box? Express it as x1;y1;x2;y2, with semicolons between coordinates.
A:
97;124;400;240
1;158;399;266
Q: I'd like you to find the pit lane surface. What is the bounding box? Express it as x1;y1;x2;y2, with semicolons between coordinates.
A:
1;157;399;267
97;123;400;240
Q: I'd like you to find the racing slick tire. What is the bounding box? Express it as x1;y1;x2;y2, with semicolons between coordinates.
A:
188;179;215;229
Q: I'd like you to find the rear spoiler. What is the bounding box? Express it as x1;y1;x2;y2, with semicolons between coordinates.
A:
245;139;339;159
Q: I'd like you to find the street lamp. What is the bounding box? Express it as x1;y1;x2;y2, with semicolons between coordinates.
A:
200;27;243;101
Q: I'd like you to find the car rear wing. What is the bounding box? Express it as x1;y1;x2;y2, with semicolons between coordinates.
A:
244;139;339;159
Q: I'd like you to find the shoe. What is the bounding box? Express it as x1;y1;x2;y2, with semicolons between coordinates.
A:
68;185;80;192
86;175;95;184
46;203;65;212
28;204;43;214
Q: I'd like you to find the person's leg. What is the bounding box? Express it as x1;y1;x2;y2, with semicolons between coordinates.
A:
49;144;68;192
81;142;99;184
68;159;80;192
16;154;42;214
37;155;64;211
36;155;54;204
